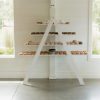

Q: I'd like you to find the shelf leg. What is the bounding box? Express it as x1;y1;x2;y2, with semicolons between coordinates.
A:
68;54;85;85
54;20;85;85
23;18;54;86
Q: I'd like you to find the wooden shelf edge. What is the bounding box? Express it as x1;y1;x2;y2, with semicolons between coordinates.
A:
26;44;82;46
19;51;88;56
31;32;76;35
26;40;83;46
34;22;70;25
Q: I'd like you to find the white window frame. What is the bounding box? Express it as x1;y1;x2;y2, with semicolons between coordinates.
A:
88;0;100;61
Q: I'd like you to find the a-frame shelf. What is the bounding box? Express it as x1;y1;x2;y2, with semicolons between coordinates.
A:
22;0;87;86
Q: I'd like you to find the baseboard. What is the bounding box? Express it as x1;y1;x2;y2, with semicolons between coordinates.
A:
0;71;24;78
55;72;100;79
0;71;48;78
0;71;100;79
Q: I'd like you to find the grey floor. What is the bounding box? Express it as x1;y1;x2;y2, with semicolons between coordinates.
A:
0;79;100;100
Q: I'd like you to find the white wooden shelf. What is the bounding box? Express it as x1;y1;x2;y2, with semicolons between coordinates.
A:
31;32;76;35
19;54;87;56
26;40;83;46
19;51;87;56
33;22;70;26
19;54;68;56
26;44;63;46
26;44;82;46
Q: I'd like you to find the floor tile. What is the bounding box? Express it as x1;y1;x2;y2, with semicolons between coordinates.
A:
0;81;20;100
9;79;100;100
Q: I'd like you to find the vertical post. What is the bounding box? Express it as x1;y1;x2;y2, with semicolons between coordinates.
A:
50;0;56;19
49;56;56;79
49;0;56;79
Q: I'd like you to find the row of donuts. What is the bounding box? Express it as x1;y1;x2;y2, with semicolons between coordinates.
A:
27;40;83;45
19;51;87;55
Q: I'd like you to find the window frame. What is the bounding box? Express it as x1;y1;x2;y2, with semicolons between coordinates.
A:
88;0;100;61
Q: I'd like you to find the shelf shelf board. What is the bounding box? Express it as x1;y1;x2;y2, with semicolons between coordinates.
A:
26;44;82;46
19;54;87;56
34;22;70;26
19;54;67;56
26;44;63;46
19;51;87;56
31;32;76;35
34;24;69;26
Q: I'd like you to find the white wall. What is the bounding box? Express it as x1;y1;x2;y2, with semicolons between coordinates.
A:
0;0;100;79
55;0;100;78
0;0;50;78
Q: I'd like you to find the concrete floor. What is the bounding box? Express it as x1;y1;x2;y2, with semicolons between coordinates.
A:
0;79;100;100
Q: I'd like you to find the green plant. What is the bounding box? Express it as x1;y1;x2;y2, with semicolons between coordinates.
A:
92;49;100;54
0;49;5;54
6;48;14;55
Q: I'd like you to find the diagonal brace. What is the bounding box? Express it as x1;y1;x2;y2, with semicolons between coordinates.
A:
23;18;54;85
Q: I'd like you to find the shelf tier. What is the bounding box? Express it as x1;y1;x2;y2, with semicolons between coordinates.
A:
26;44;82;46
26;44;63;46
31;32;76;35
19;54;67;56
19;51;67;55
19;51;87;56
34;21;70;25
34;23;70;26
26;40;83;46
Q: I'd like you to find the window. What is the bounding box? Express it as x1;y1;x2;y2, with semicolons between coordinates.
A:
0;0;14;57
90;0;100;56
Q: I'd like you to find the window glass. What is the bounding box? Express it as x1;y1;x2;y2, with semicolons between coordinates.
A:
0;0;14;56
92;0;100;55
